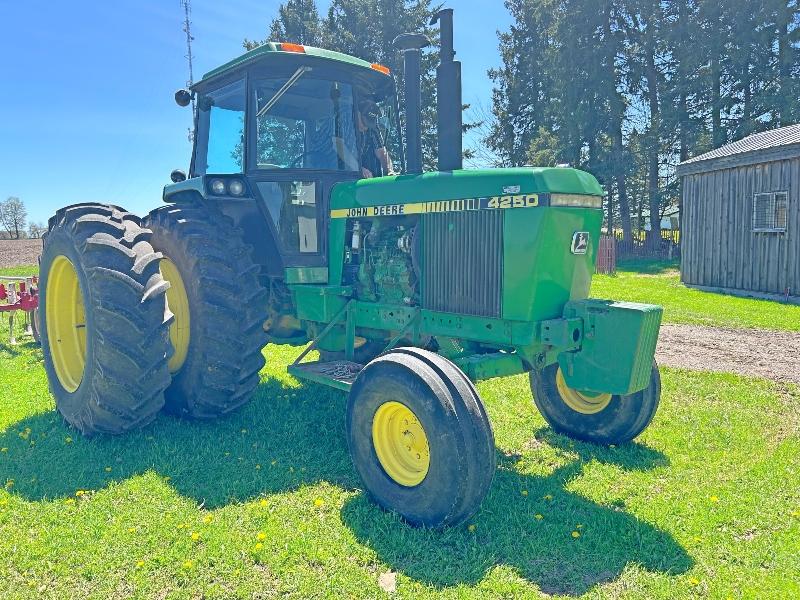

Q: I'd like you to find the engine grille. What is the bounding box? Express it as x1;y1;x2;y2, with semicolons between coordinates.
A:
422;210;503;318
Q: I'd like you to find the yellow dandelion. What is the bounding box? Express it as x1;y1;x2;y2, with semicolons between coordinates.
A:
191;532;200;542
467;524;476;533
259;499;268;507
64;437;72;444
543;494;553;501
710;495;720;503
257;532;266;541
128;527;137;534
693;536;703;543
313;498;324;507
571;531;581;538
202;515;213;524
576;524;583;529
135;560;145;569
0;499;8;507
521;490;528;496
255;464;261;470
271;460;277;466
104;467;112;473
534;514;543;520
254;542;264;551
790;510;799;518
0;448;7;453
75;490;85;497
176;523;186;530
182;559;194;569
64;498;76;505
689;577;700;586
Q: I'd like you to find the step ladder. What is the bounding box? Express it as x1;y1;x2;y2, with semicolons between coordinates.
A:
287;360;364;391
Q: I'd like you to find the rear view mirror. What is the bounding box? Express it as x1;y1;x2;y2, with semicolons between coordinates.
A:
174;89;192;107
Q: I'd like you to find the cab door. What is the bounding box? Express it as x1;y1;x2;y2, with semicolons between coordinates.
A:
246;72;362;271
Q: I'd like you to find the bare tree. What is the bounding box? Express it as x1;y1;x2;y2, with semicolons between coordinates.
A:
28;221;47;239
0;197;27;240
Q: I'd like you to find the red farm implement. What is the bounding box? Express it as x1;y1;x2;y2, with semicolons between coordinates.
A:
0;275;40;344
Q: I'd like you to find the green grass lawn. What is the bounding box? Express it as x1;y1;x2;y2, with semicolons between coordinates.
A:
0;265;38;278
1;324;798;598
592;259;800;331
2;262;799;597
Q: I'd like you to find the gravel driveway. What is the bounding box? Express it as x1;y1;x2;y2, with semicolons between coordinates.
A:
657;324;800;384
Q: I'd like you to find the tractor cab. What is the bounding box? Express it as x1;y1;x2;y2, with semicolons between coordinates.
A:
168;43;401;273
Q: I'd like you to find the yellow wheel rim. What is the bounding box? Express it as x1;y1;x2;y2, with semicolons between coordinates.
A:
46;256;87;393
556;368;613;415
160;257;191;373
372;401;430;487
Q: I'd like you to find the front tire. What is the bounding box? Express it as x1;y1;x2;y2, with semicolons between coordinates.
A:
529;361;661;445
346;348;495;528
143;202;269;419
40;204;172;435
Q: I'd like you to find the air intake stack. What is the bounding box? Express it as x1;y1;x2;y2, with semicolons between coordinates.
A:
431;8;462;171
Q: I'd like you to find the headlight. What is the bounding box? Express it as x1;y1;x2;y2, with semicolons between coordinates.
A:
209;179;226;195
550;194;602;209
228;179;244;196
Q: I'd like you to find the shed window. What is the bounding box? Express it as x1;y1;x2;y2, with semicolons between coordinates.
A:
752;191;788;232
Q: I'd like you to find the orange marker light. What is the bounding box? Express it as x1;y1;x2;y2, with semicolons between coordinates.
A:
371;63;391;75
281;43;306;53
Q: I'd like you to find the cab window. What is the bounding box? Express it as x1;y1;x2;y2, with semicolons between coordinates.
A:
195;79;246;174
254;76;359;171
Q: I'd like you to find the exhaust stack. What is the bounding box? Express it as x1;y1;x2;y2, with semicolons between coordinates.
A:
431;8;462;171
394;33;431;174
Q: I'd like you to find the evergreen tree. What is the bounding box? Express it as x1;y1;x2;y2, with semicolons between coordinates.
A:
490;0;800;247
244;0;324;50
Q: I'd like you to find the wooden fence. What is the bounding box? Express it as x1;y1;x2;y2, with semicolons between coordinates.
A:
596;235;617;274
595;231;681;274
613;230;681;260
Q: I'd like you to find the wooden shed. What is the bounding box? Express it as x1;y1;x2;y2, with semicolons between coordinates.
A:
676;124;799;300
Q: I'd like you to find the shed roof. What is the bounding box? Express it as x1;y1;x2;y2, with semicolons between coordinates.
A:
676;123;800;176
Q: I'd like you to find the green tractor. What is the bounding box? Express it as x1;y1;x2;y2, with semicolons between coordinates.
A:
39;9;661;528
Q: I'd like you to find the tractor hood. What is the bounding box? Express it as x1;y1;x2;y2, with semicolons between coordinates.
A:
329;167;603;213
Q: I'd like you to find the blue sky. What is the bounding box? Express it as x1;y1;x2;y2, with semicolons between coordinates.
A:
0;1;512;225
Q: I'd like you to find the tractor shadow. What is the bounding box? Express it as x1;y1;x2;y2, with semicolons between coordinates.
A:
0;376;360;507
340;430;692;594
0;371;690;595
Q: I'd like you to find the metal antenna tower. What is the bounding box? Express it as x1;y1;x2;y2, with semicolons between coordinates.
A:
181;0;196;141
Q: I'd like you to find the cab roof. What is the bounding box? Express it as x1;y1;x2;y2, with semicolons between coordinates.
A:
198;42;391;85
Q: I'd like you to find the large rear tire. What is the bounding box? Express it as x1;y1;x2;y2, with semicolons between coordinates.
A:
143;202;269;419
346;348;495;528
40;204;172;435
529;361;660;445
